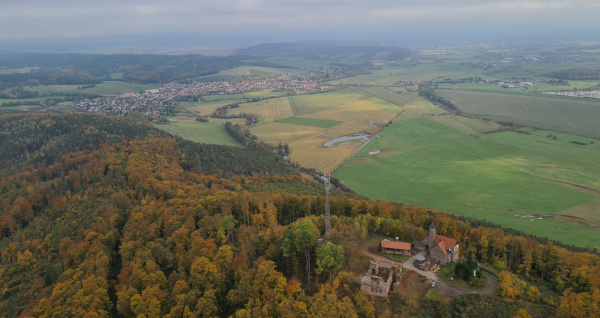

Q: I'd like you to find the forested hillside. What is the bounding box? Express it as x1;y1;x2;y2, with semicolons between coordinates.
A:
0;113;599;317
0;54;281;89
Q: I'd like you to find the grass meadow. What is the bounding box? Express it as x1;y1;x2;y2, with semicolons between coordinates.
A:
334;116;600;247
437;90;600;139
18;81;155;95
326;58;490;85
180;100;245;116
437;82;600;94
233;98;295;122
153;122;242;147
195;66;304;81
201;91;287;102
274;116;342;128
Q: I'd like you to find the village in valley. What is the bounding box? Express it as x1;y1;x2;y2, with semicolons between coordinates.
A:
71;71;337;116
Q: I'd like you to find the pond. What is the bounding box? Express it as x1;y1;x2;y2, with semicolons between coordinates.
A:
324;132;370;147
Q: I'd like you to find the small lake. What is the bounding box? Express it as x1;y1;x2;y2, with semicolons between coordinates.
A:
324;132;370;147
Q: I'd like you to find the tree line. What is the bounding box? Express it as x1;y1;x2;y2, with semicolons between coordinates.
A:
2;113;600;317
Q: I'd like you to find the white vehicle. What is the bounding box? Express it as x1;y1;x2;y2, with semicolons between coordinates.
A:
431;282;436;288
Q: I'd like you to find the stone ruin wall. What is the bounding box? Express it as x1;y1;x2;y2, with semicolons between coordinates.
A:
360;260;400;297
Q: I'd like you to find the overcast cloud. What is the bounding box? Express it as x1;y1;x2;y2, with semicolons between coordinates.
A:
1;0;599;42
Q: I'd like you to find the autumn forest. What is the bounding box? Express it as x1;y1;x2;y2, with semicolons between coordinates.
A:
1;113;599;318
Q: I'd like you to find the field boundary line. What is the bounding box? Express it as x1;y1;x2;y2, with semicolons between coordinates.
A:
438;89;600;106
332;96;414;173
288;96;299;115
351;87;411;107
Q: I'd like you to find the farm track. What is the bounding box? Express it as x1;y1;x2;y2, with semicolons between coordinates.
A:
351;87;412;107
288;96;299;115
438;90;600;107
545;179;600;196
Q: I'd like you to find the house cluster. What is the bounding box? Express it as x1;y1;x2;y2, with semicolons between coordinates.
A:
72;72;334;116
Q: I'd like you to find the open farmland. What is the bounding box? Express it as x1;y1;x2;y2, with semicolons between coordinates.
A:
326;58;489;85
231;97;295;122
437;82;598;93
196;65;303;80
0;97;47;105
18;81;155;95
201;91;288;102
153;122;242;147
437;90;600;139
351;86;412;107
334;116;600;247
180;100;247;116
274;116;341;128
287;90;353;115
250;88;408;171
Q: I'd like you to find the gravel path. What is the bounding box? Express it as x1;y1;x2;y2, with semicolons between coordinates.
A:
402;252;439;281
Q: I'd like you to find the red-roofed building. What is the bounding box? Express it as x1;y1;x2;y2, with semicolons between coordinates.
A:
422;223;459;266
381;240;411;255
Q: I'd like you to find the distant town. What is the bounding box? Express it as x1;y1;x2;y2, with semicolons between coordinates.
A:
72;71;338;116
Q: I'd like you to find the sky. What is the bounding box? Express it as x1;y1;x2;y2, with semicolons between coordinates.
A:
1;0;599;45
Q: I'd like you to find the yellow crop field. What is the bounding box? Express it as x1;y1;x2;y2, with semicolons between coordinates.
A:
289;89;362;115
230;97;295;122
288;138;363;173
252;123;323;143
250;88;408;171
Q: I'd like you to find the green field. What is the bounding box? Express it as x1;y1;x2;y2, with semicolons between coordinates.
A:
232;98;295;122
335;116;600;247
274;116;342;128
351;87;412;107
0;67;40;74
437;90;600;139
153;122;242;147
436;82;599;94
201;91;288;102
182;99;255;116
196;65;304;81
109;72;125;80
265;58;334;70
327;58;490;86
0;97;46;105
16;81;155;95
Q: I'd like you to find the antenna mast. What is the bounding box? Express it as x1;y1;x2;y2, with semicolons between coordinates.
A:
324;172;331;236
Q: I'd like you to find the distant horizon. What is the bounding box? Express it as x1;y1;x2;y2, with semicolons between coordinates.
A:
1;29;599;55
1;0;599;53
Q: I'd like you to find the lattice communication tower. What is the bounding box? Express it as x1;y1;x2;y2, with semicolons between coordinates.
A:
324;172;331;236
